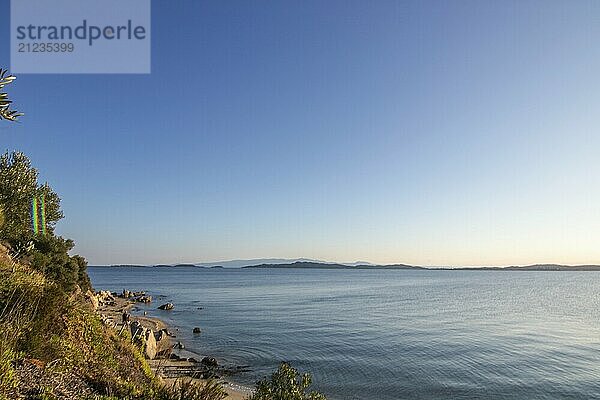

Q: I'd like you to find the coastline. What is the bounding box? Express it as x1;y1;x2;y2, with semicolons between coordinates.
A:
95;291;252;400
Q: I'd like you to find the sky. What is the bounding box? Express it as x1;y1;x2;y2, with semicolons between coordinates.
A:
1;0;599;266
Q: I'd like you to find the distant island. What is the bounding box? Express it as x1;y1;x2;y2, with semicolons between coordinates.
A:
474;264;600;271
89;261;600;271
243;261;600;271
243;261;423;270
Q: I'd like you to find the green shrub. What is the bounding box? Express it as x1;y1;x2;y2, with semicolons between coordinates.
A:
250;363;327;400
154;379;227;400
24;234;91;292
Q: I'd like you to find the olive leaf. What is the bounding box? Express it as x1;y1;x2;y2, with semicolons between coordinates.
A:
0;68;23;122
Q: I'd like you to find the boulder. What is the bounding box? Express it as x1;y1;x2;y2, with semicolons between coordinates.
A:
85;290;99;310
158;303;174;310
174;341;184;349
201;357;218;367
96;290;116;307
154;329;172;355
129;321;155;359
144;329;157;359
193;327;201;334
130;321;144;339
135;295;152;303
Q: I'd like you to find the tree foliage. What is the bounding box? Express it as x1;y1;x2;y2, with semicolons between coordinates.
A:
250;363;327;400
28;235;91;292
0;151;89;291
0;69;23;122
0;151;63;242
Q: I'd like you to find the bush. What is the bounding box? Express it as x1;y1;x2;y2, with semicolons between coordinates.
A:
155;379;227;400
250;362;327;400
27;235;91;292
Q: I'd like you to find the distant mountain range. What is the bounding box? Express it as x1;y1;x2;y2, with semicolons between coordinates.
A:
90;260;600;271
91;258;381;269
243;261;423;270
195;258;325;268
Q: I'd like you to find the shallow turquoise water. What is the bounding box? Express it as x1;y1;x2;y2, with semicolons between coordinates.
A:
88;267;600;399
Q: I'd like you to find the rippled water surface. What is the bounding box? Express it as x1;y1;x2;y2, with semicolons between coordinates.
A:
88;267;600;399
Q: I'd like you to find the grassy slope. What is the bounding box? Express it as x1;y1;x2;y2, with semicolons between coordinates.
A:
0;243;226;400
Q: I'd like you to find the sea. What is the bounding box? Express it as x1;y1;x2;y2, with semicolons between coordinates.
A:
88;267;600;400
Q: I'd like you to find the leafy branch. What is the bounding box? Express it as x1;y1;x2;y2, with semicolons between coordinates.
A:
0;69;23;122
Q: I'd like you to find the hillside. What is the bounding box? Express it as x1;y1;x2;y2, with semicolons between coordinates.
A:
0;242;231;400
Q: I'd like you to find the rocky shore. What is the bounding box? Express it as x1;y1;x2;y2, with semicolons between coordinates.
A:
88;289;252;399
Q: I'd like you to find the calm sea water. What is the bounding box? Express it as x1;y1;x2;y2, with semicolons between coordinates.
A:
88;267;600;400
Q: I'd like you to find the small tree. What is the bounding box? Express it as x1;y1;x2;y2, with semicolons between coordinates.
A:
250;363;327;400
0;68;28;239
0;151;63;242
0;151;91;291
0;68;23;122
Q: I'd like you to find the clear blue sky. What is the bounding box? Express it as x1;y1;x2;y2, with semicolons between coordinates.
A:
2;1;599;266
